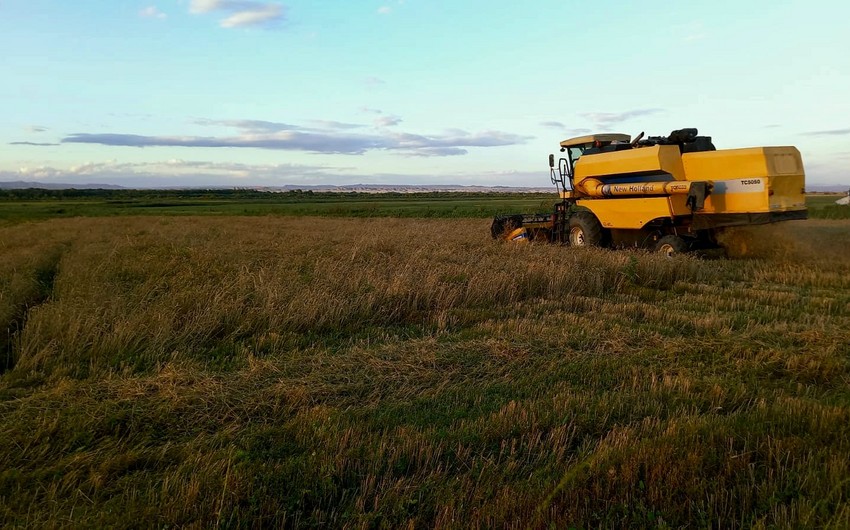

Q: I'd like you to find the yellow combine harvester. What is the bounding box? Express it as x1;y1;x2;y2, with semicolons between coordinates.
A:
491;128;807;254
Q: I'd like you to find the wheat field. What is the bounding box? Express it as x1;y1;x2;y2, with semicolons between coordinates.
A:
1;216;849;528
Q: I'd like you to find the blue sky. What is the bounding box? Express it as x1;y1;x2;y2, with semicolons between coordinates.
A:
2;0;848;188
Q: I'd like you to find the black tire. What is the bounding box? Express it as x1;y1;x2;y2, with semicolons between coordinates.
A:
490;215;523;239
655;235;689;256
490;217;505;239
568;211;605;247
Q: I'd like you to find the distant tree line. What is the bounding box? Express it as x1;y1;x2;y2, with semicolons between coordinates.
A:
0;188;552;202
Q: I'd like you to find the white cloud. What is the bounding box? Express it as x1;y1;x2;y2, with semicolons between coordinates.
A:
220;8;281;28
2;159;340;186
377;1;404;15
196;118;365;132
189;0;285;28
540;121;572;130
309;120;365;130
194;118;301;132
374;115;402;128
402;147;467;157
139;6;167;19
15;166;64;179
69;161;120;175
189;0;221;13
1;161;556;188
802;128;850;136
799;158;850;186
364;76;386;87
60;120;532;156
579;109;664;128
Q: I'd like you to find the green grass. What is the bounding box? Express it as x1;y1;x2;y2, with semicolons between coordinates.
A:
807;194;850;219
805;193;846;208
0;189;556;225
2;189;848;226
1;215;849;527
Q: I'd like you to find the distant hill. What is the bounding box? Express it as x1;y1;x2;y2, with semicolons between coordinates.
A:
806;185;850;193
0;182;551;193
0;181;125;190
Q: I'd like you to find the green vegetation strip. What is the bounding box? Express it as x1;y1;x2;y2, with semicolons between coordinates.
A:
1;189;847;225
0;189;556;225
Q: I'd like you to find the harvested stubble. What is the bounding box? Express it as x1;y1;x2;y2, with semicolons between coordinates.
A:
1;216;849;528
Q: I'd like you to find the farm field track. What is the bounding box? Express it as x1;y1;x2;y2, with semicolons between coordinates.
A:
1;215;850;527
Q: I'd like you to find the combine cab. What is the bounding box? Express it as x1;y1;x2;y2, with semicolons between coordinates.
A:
492;128;807;254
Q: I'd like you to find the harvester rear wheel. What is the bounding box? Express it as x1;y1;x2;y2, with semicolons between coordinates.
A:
568;212;604;247
655;235;689;256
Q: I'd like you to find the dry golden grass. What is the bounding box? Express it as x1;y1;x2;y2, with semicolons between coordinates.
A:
1;216;849;528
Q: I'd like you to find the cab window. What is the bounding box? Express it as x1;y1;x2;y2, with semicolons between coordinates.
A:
568;144;591;170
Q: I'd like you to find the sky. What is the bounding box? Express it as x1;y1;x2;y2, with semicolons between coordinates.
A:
1;0;849;188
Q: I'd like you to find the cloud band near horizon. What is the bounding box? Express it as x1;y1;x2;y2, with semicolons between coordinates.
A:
60;127;532;156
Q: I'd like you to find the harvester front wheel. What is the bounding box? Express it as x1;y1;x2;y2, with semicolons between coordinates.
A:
568;212;604;247
655;235;689;256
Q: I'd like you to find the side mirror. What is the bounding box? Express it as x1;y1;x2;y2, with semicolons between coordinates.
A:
548;154;555;168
